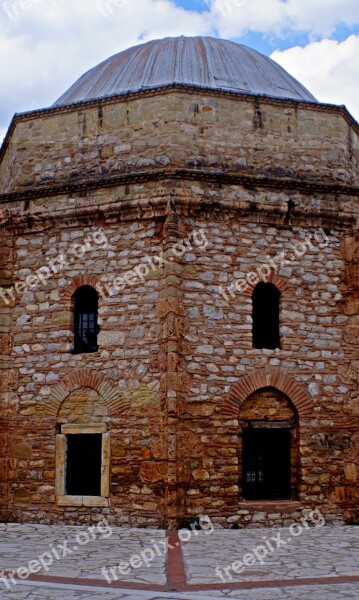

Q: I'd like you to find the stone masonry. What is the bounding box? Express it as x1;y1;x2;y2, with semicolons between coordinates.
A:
0;83;358;528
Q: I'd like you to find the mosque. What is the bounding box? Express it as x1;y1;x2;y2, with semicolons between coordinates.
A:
0;36;358;527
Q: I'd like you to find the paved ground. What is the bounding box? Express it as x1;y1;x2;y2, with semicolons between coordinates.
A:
0;523;167;584
181;526;359;583
0;523;357;599
1;581;359;599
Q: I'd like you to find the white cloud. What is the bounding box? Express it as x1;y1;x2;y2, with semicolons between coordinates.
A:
211;0;359;38
272;35;359;121
0;127;6;145
0;0;211;141
0;0;359;145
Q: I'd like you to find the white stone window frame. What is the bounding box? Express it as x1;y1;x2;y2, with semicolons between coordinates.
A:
56;424;110;507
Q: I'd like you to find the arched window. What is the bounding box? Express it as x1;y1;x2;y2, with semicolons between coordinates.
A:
72;286;99;354
252;282;280;349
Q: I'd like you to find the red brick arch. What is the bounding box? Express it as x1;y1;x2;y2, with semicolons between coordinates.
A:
241;273;289;297
42;368;130;417
63;275;100;307
222;368;313;418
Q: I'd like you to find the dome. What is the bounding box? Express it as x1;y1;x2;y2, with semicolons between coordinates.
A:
54;36;317;107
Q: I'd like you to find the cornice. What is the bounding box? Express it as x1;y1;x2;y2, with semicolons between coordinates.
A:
0;177;356;235
0;168;359;207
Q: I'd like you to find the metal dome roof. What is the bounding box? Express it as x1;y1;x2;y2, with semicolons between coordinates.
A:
54;36;317;106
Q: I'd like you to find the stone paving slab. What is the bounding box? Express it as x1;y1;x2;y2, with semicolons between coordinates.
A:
181;525;359;585
2;580;359;599
0;524;358;599
0;523;167;585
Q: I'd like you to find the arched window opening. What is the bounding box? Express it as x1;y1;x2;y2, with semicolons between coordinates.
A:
72;286;99;354
252;282;280;349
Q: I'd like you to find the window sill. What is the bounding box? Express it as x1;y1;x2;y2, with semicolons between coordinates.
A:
71;349;99;355
57;495;109;507
238;500;300;512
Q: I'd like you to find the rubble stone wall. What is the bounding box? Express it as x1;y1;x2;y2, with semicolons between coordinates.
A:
1;89;358;193
0;88;358;527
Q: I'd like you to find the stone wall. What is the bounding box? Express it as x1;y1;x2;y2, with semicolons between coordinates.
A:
0;86;358;527
174;213;358;524
0;182;357;526
1;89;358;193
0;217;167;525
0;226;14;520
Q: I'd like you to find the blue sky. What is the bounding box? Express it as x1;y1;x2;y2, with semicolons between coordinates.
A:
0;0;359;143
174;0;359;54
175;0;208;12
236;23;359;54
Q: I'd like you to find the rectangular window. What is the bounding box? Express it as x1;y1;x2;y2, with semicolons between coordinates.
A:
66;434;102;496
56;425;110;507
242;428;291;500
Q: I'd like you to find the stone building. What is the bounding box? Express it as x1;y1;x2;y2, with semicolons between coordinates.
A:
0;36;358;528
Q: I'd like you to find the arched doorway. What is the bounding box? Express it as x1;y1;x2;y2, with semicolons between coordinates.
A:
239;387;299;500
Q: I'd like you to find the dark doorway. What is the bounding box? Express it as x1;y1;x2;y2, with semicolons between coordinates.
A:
66;434;102;496
242;427;291;499
252;282;280;349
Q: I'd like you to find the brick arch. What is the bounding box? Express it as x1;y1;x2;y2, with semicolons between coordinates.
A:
42;368;130;417
267;273;288;294
242;273;289;297
222;368;313;418
63;275;100;307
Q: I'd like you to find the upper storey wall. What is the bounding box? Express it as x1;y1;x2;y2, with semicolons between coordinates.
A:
1;91;358;193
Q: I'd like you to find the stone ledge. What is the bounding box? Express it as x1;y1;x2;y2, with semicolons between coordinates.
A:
1;169;359;207
61;424;107;434
57;495;109;507
237;501;302;513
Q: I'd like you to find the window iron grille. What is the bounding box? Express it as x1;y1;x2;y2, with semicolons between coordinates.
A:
73;286;99;354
